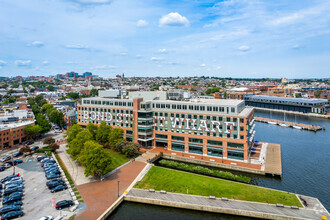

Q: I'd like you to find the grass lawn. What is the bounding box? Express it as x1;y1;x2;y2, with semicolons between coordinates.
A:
135;166;302;207
105;149;130;171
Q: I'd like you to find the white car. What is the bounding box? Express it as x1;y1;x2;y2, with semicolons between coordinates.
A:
55;129;62;133
39;216;54;220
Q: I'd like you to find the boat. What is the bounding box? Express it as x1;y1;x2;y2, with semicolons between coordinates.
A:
280;112;289;127
293;115;302;129
293;125;302;129
268;120;277;125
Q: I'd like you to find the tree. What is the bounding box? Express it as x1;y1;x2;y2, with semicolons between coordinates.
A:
50;143;60;152
31;105;41;115
36;113;51;133
114;140;129;152
19;146;31;153
78;141;112;178
43;137;55;145
67;92;80;99
87;123;98;140
122;142;140;158
108;128;124;148
41;104;54;114
66;124;83;143
89;88;98;97
34;95;44;106
25;125;42;140
95;121;111;145
47;85;54;91
49;109;64;127
67;129;93;160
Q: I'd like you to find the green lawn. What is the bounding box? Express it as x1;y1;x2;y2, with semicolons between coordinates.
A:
135;166;302;207
106;149;130;171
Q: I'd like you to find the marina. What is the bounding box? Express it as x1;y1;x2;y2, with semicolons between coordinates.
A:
254;116;323;131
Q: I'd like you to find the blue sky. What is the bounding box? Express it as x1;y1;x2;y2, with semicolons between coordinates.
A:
1;0;330;78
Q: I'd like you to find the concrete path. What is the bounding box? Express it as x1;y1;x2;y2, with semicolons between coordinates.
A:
57;143;96;185
126;189;329;220
76;161;146;220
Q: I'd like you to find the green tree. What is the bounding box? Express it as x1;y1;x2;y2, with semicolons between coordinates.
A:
24;125;42;140
108;128;124;148
95;121;111;144
87;123;98;140
49;109;65;127
66;124;83;143
67;92;80;99
36;113;51;133
122;142;140;158
47;85;54;91
78;140;112;178
89;88;98;97
31;105;41;115
41;104;54;114
67;130;93;160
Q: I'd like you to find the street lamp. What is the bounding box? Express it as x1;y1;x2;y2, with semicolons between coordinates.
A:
117;180;120;197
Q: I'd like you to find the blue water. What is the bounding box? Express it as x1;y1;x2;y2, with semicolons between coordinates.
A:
109;110;330;219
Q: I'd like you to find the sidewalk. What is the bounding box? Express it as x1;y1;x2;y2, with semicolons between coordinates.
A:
57;143;96;186
76;161;146;220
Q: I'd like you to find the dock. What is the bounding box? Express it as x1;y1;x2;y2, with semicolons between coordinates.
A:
255;116;323;131
125;189;330;220
264;143;282;176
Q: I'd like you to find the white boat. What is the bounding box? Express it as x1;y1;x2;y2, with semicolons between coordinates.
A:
293;125;302;129
268;120;277;125
280;123;289;127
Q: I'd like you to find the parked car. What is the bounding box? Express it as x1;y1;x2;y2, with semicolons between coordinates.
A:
4;187;23;196
39;216;54;220
2;201;23;207
4;192;23;200
44;164;58;170
13;159;23;165
31;146;39;151
46;173;61;180
0;165;6;172
55;129;62;133
25;141;34;145
1;210;24;219
50;185;67;193
4;177;23;185
12;152;23;158
3;163;11;169
4;180;23;187
6;161;14;166
55;200;74;210
0;156;12;163
37;156;48;162
46;179;64;187
5;183;24;190
3;195;22;204
43;162;57;168
47;181;64;189
1;175;19;183
0;205;21;215
45;168;60;174
40;157;51;163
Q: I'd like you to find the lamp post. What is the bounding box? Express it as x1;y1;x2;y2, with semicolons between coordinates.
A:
117;180;120;197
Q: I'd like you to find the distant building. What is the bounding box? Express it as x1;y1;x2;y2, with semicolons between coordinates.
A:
64;109;76;128
0;121;34;149
245;95;329;114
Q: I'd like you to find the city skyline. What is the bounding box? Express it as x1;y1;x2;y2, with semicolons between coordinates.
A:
1;0;330;78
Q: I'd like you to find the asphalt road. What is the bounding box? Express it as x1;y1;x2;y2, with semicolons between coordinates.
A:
0;155;74;220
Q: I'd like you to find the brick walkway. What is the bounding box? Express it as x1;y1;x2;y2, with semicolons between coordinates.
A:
76;161;146;220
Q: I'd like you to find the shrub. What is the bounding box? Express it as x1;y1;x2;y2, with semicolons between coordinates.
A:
122;143;140;158
114;141;128;152
43;137;55;145
19;146;31;153
158;159;251;183
50;143;60;152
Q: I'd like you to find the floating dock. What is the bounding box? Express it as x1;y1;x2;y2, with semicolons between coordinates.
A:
255;117;323;131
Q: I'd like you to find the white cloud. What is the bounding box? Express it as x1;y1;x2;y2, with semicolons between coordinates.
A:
94;65;118;69
271;13;303;26
215;66;221;70
42;60;50;65
0;60;6;66
150;57;164;61
15;60;31;67
159;12;189;27
238;45;250;51
158;48;168;53
66;61;79;65
29;41;44;47
72;0;112;4
66;44;88;49
119;52;127;56
136;54;143;59
292;44;301;49
200;63;206;67
137;19;148;27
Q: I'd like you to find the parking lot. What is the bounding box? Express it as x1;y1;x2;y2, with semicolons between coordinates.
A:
0;155;75;219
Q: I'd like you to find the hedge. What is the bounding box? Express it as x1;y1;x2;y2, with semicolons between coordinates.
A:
158;159;251;183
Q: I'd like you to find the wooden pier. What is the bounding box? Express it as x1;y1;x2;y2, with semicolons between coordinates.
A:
254;117;323;131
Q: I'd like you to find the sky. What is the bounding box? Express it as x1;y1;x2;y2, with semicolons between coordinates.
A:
1;0;330;78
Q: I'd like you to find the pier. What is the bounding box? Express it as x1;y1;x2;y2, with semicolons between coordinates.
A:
125;189;330;220
255;116;323;131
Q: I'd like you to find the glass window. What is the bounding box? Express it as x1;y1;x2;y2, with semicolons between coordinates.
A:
207;147;222;157
227;142;244;149
171;142;185;152
189;145;203;154
172;136;184;141
155;134;168;139
227;149;244;160
207;140;222;146
189;138;203;144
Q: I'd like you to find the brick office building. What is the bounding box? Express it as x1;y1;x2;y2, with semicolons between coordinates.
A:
77;97;256;163
0;121;34;150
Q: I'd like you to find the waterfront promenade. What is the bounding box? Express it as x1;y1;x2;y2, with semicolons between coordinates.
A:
126;188;330;220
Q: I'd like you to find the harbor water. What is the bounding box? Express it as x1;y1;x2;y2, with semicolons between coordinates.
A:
109;110;330;219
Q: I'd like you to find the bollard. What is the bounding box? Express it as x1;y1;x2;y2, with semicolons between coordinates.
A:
149;189;155;192
276;203;284;208
160;190;167;194
221;197;229;201
209;196;216;200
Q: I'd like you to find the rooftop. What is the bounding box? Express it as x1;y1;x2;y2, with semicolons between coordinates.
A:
245;95;328;104
0;120;34;131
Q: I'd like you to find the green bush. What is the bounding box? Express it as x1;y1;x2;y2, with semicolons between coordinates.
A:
158;159;251;183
